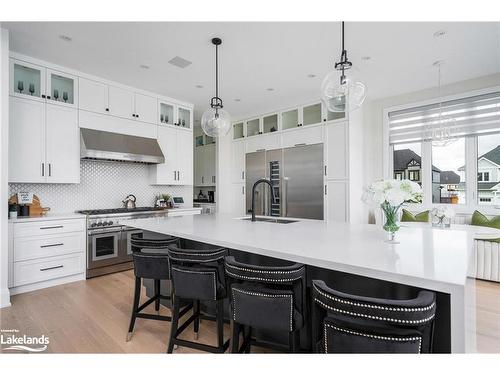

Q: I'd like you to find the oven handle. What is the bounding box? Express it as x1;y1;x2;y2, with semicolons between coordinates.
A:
88;227;123;235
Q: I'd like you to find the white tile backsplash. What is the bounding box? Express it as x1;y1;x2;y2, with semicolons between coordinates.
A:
9;160;193;213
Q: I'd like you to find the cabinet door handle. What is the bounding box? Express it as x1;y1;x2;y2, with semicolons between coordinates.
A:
242;186;245;195
202;176;204;183
41;163;44;177
256;149;265;152
136;114;139;118
40;265;63;272
177;171;180;180
40;243;64;248
294;143;306;147
47;96;51;100
242;171;245;180
105;108;109;112
41;94;46;99
325;184;327;195
324;165;327;176
48;163;51;177
40;225;63;230
174;171;177;180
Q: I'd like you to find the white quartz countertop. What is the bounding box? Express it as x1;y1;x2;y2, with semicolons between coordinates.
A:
8;212;86;223
125;213;500;293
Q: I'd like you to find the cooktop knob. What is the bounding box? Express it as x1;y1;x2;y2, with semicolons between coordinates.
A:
96;221;103;227
108;220;114;226
90;223;97;228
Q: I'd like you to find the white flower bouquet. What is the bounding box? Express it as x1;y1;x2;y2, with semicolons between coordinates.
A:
362;179;423;239
431;206;455;228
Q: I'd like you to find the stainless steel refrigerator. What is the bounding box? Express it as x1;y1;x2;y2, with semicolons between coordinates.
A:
245;143;324;220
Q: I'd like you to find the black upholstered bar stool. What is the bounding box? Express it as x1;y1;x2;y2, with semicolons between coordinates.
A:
224;256;306;353
167;240;230;353
127;233;190;342
311;280;436;353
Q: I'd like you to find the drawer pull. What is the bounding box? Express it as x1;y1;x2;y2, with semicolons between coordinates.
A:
40;243;64;248
40;225;64;230
294;143;306;147
40;265;64;272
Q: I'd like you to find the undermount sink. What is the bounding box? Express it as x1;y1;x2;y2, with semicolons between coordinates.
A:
240;217;298;224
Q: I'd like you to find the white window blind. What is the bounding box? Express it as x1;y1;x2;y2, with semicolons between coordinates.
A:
388;91;500;144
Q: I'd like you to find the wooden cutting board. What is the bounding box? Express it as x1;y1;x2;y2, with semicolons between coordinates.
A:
8;194;50;216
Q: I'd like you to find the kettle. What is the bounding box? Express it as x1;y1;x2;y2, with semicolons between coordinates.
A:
122;194;136;209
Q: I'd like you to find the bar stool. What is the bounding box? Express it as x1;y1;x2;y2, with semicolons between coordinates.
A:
311;280;436;353
167;241;230;353
224;256;306;353
126;233;190;342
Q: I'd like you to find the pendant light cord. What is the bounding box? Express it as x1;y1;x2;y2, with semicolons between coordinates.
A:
215;43;219;100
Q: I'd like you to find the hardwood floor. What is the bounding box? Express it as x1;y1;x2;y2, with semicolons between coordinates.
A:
1;271;500;353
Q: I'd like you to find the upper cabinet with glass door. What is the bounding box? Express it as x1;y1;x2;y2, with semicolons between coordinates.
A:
177;106;192;129
246;118;261;137
10;59;45;101
263;114;279;134
233;122;244;140
46;69;78;108
302;103;322;126
159;101;175;126
10;59;78;108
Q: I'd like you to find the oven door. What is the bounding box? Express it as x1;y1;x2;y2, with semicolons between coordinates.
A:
88;228;122;269
121;227;143;258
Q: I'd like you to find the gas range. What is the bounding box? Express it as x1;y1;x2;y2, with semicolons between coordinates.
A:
76;207;167;229
76;206;169;278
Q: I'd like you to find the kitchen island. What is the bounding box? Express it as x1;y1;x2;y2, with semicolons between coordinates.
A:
125;213;500;353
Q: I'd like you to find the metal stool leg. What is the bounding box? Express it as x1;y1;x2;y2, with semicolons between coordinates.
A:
154;279;160;312
216;299;224;350
230;320;240;353
126;277;141;342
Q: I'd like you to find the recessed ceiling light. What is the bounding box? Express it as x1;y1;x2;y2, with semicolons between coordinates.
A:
307;74;317;78
361;56;371;61
266;88;275;92
234;98;241;102
59;35;72;42
139;64;150;70
195;85;204;89
433;30;446;38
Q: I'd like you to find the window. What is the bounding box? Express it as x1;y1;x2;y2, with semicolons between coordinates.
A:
393;142;422;185
388;90;500;210
477;133;500;206
431;138;466;205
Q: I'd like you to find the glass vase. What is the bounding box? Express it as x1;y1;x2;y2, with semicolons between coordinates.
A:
381;202;401;242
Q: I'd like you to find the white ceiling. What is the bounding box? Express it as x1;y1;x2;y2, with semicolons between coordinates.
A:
3;22;500;123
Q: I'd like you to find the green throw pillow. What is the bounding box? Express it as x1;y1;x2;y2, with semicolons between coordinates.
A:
471;210;500;243
401;209;430;223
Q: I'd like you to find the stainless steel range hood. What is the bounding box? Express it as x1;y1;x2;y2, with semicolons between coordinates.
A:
80;128;165;164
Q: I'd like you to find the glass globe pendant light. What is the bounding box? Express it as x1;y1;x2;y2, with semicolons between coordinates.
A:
201;38;231;137
321;22;366;112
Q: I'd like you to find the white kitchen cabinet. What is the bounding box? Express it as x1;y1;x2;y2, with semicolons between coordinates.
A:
9;97;79;184
246;133;280;153
9;97;46;183
325;121;348;180
177;106;192;129
231;183;246;216
46;69;78;108
326;180;348;222
45;104;80;183
79;77;109;114
108;85;134;120
79;110;157;139
151;127;193;185
194;143;216;186
177;130;194;185
281;125;323;149
231;140;246;183
134;93;157;124
10;59;46;102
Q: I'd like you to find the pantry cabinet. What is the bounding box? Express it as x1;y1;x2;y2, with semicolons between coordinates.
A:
9;97;79;183
150;127;193;185
231;183;246;216
325;180;348;222
325;121;348;180
231;140;246;183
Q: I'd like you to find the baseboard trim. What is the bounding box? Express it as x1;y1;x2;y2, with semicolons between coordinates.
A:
9;273;85;296
1;288;12;308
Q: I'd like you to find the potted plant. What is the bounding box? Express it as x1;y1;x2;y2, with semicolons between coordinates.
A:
362;179;423;242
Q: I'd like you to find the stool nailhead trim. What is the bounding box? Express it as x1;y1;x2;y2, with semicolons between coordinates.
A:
226;269;303;283
314;298;435;324
232;287;294;331
171;267;217;300
324;324;422;354
313;284;435;312
226;263;304;275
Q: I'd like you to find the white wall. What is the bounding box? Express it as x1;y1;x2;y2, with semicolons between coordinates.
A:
1;28;11;308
